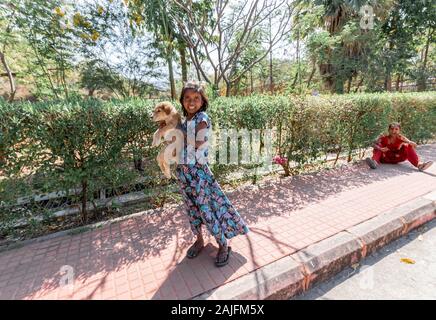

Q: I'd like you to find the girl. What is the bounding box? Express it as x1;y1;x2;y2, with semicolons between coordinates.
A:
175;81;249;267
365;122;433;171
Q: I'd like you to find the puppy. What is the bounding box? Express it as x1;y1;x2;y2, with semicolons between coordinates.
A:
151;101;183;178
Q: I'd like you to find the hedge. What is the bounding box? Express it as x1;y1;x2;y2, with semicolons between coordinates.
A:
0;92;435;231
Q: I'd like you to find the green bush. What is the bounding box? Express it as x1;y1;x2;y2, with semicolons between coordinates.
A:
207;92;435;172
0;97;162;231
1;92;435;233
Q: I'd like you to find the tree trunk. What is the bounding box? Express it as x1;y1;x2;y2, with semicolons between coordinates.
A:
0;51;16;102
395;74;401;92
268;16;273;93
292;69;299;87
417;28;432;91
250;70;253;94
59;54;69;99
167;55;176;99
319;63;335;92
346;76;352;93
384;40;394;92
30;43;59;99
293;29;300;90
81;180;88;223
333;146;342;166
269;49;273;92
282;161;291;177
225;80;231;97
422;28;431;71
306;62;316;88
179;45;188;82
354;76;364;93
384;72;392;92
233;77;242;96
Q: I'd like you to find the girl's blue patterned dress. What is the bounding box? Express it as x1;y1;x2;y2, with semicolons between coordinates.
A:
175;111;249;246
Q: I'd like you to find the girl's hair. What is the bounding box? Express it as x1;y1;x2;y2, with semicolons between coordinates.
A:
179;80;209;117
388;122;401;130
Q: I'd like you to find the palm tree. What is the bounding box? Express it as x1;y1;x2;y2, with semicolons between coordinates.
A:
316;0;367;34
299;0;391;93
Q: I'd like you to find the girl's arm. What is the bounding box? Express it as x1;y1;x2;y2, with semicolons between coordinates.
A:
399;134;417;148
194;121;208;149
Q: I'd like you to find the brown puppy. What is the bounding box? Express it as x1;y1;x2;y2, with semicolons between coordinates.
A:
151;101;183;178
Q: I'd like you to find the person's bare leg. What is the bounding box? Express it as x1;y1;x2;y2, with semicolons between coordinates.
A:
187;228;204;258
195;232;204;248
216;240;230;265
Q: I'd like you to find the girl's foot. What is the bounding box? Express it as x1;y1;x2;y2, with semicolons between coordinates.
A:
418;161;433;172
186;238;204;259
215;246;232;267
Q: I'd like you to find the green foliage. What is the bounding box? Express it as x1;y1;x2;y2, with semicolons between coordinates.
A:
11;0;78;99
0;91;435;237
0;97;163;233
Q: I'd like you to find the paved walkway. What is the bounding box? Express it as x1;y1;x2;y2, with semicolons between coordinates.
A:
0;145;435;300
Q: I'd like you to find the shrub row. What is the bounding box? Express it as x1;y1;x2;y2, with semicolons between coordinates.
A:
0;92;434;230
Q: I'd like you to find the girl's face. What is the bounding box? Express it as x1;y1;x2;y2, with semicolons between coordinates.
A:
183;89;203;116
389;126;400;136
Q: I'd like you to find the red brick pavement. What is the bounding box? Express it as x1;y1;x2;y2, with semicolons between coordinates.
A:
0;145;435;300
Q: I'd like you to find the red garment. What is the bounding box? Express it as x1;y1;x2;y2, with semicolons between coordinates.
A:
372;135;419;167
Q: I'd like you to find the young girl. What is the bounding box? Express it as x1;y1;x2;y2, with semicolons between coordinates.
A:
175;81;249;267
365;122;433;171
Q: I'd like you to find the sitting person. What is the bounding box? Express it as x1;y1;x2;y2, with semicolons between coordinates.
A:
365;122;433;171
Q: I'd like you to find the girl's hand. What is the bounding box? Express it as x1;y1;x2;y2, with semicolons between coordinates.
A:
380;147;389;152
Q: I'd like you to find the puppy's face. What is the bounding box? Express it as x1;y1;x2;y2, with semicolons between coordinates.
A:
153;102;175;122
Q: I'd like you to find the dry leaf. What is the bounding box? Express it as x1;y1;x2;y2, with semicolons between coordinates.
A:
418;235;424;241
400;258;415;264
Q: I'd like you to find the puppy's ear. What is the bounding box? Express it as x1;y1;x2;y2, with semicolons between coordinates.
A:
164;103;172;115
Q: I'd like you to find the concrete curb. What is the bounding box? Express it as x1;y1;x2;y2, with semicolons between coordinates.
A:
192;190;436;300
193;256;306;300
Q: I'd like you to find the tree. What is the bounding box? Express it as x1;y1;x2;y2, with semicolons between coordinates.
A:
11;0;79;99
125;0;193;99
384;0;435;92
75;0;165;98
170;0;294;96
228;26;266;95
0;3;18;102
358;0;435;92
300;0;395;93
287;2;324;92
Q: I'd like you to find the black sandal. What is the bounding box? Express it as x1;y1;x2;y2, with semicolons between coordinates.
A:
215;246;232;267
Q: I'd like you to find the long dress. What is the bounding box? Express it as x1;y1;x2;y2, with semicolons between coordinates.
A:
175;111;249;246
